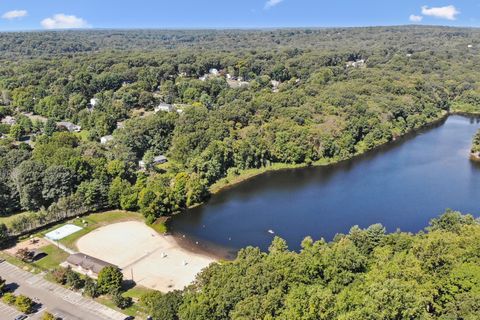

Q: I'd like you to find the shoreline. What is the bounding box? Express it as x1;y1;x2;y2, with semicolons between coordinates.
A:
170;111;459;258
208;111;451;196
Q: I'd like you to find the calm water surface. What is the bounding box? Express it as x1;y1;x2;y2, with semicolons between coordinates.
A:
169;116;480;257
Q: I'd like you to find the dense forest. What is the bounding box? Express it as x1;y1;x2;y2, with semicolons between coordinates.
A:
140;211;480;319
1;26;480;237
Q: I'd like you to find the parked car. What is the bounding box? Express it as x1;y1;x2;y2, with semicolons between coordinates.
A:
14;314;28;320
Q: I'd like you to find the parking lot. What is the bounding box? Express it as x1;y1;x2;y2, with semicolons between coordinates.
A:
0;300;23;319
0;261;126;320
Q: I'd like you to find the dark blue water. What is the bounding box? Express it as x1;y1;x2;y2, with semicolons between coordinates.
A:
169;116;480;257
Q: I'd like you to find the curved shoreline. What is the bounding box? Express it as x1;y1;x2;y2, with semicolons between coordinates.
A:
208;111;451;196
170;112;470;258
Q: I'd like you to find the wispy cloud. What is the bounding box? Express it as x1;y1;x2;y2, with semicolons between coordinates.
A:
2;10;28;20
421;5;459;20
41;14;90;29
409;14;423;23
265;0;284;9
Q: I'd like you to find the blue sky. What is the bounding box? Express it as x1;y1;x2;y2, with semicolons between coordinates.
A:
0;1;479;31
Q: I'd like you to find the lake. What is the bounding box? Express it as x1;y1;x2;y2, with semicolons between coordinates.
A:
168;115;480;258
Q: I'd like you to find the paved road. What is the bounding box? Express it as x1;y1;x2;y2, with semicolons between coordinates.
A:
0;261;126;320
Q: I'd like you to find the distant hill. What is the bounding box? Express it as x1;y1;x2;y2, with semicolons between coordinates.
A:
0;26;479;58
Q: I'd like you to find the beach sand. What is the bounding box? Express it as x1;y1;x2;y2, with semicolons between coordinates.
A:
76;221;216;292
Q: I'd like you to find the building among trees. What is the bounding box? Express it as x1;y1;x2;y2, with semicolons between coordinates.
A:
64;253;116;278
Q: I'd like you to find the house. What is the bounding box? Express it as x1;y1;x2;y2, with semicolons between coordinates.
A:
64;253;116;278
56;121;81;132
100;135;114;144
139;155;168;170
346;59;366;68
155;103;175;113
271;80;281;93
209;68;219;75
1;116;16;125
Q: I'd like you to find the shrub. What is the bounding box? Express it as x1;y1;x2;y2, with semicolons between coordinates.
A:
65;269;84;290
51;267;68;285
83;277;98;298
41;311;56;320
15;294;34;314
2;292;16;305
112;291;133;309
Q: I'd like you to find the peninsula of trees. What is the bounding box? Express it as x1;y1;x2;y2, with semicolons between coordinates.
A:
140;211;480;320
470;129;480;161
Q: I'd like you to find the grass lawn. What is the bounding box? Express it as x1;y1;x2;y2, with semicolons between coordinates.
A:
37;210;143;250
96;295;147;318
33;244;69;270
150;217;168;234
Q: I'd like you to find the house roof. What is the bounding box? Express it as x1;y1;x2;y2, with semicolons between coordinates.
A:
154;155;167;162
100;135;114;142
67;253;116;274
56;121;81;131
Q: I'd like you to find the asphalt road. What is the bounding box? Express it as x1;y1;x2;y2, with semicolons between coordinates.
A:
0;260;126;320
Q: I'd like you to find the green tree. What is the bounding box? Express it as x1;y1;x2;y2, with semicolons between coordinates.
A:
11;160;46;210
112;290;133;309
44;118;57;137
65;269;84;290
42;165;76;204
2;292;16;305
9;124;22;141
83;277;98;298
15;295;34;314
97;266;123;294
141;290;183;320
41;312;56;320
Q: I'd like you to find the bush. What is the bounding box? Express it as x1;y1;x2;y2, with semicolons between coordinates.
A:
83;277;98;298
41;311;56;320
112;291;133;309
51;267;68;285
2;292;16;305
65;269;84;290
15;294;34;314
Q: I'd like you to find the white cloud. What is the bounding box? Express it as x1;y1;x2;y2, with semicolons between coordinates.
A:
2;10;28;20
409;14;423;22
421;5;459;20
41;14;90;30
265;0;284;9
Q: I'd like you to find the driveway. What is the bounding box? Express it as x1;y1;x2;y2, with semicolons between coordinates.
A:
0;260;126;320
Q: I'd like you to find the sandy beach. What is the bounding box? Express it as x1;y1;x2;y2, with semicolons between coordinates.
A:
76;221;216;292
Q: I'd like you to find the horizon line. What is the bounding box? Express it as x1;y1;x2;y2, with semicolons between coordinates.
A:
1;24;479;33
